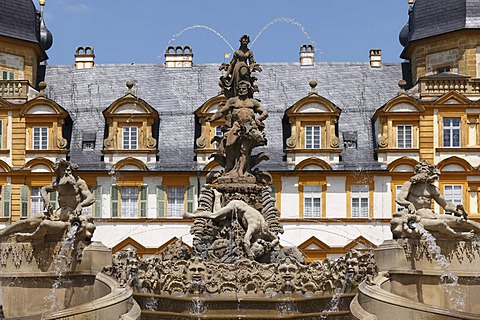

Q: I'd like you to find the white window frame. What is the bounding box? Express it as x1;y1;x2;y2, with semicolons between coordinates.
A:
443;118;460;148
396;125;412;148
444;185;463;206
395;185;404;212
121;186;138;218
167;186;185;218
303;185;322;218
305;125;321;149
351;185;369;218
122;126;138;150
30;187;43;215
33;126;48;150
1;71;14;80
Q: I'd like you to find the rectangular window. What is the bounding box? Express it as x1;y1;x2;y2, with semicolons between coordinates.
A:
82;141;95;150
1;71;14;80
443;118;460;147
303;185;322;218
305;125;321;149
214;126;223;149
122;126;138;150
121;186;138;218
444;185;463;206
397;125;412;148
33;127;48;150
30;187;43;215
351;185;369;218
395;185;404;212
167;186;185;217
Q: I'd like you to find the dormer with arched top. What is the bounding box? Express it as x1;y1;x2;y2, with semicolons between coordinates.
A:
284;81;341;166
194;95;227;164
103;83;159;166
373;94;424;165
19;94;72;166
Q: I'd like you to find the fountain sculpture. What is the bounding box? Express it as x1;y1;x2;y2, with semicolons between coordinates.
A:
0;160;139;319
353;160;480;319
105;35;376;319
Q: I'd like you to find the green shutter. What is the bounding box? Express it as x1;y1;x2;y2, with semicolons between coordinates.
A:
111;185;119;218
1;71;7;80
270;185;277;200
93;186;102;218
20;186;29;218
0;120;3;149
2;185;10;218
156;185;166;218
140;185;148;218
49;191;58;210
186;185;195;213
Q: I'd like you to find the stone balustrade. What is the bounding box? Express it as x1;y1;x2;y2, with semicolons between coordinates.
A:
0;80;30;101
419;76;480;97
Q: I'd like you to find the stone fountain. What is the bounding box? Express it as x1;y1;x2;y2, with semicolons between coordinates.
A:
104;35;376;320
352;160;480;319
0;160;140;319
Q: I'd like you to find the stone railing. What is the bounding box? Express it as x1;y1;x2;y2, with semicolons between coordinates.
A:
419;76;480;97
0;80;31;101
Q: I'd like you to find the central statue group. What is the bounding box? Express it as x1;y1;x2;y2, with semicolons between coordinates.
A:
184;35;285;263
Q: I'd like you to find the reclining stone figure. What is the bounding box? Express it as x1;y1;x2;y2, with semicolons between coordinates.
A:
391;160;480;239
183;189;279;259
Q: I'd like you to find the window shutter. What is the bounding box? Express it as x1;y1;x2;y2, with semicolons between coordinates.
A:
269;185;277;200
140;185;148;218
2;185;10;218
156;185;166;217
20;186;29;218
93;185;102;218
49;191;58;210
111;185;119;218
186;185;195;213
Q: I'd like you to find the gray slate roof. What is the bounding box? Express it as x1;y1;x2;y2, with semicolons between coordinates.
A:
44;62;402;172
401;0;480;52
0;0;39;44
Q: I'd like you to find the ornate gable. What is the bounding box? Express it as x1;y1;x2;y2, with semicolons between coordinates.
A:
102;81;159;166
284;81;341;166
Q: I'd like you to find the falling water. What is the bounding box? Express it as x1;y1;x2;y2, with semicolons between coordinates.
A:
168;25;235;53
251;18;315;47
320;271;354;318
44;223;79;312
413;222;466;311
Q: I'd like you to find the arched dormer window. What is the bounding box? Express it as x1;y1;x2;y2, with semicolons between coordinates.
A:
373;94;424;165
194;95;227;164
284;81;341;166
102;82;159;165
19;95;71;164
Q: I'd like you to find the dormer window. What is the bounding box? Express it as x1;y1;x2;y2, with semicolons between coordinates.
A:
437;66;451;74
1;71;14;80
122;126;138;150
33;127;48;150
396;125;412;148
305;125;321;149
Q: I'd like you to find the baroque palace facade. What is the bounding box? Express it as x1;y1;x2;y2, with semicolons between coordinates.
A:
1;0;480;261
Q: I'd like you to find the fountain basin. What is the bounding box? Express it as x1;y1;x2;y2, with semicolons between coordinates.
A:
352;239;480;319
0;241;139;319
134;292;355;319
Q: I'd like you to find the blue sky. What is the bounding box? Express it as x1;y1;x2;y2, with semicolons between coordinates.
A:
42;0;411;66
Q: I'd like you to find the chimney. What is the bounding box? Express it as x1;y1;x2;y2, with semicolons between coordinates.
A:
164;46;193;68
75;46;95;69
408;0;414;4
299;44;315;66
369;49;382;68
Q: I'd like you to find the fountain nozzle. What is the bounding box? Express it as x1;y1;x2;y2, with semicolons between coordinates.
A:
71;220;81;229
407;219;417;230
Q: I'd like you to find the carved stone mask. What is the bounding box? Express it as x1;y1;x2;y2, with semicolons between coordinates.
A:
278;258;298;281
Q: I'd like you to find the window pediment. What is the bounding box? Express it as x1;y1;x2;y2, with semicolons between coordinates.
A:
435;91;471;105
115;103;147;114
388;103;419;113
297;103;330;113
25;105;56;115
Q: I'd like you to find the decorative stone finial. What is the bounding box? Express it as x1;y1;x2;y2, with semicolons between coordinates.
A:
126;80;135;94
37;81;47;97
309;79;318;94
397;79;407;96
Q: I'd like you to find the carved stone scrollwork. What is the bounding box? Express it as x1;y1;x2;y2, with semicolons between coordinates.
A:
377;134;388;148
286;132;297;148
104;136;114;149
195;134;206;149
57;137;67;149
330;136;340;148
146;137;156;149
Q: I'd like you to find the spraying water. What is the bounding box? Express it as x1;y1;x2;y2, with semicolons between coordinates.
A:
251;18;315;47
168;25;235;53
44;222;80;312
413;222;466;311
